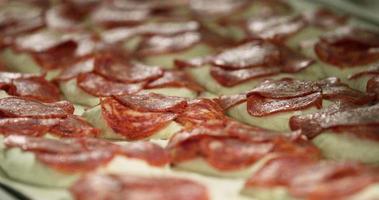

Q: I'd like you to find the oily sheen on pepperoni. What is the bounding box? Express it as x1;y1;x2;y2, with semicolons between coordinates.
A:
77;72;144;97
212;41;281;69
245;155;377;200
315;27;379;68
0;116;99;137
94;55;163;83
101;97;176;140
168;121;320;170
114;93;187;113
146;70;203;92
246;15;305;41
4;135;169;172
136;32;202;56
175;99;226;127
0;97;74;118
0;72;60;102
70;174;209;200
290;103;379;138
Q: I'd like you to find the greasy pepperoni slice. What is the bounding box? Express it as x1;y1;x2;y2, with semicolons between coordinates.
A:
77;72;144;97
176;99;226;127
94;55;163;83
168;120;320;170
45;5;83;30
290;103;379;138
70;174;209;200
10;77;60;103
289;162;378;199
56;56;95;81
114;93;187;113
247;79;321;98
0;97;73;118
119;142;169;167
367;75;379;101
50;116;100;138
101;98;176;140
247;92;323;116
136;32;202;56
315;27;379;68
245;155;317;187
217;94;247;110
246;15;305;41
146;70;204;92
303;9;347;29
210;66;281;87
212;41;281;69
91;4;149;28
0;118;58;136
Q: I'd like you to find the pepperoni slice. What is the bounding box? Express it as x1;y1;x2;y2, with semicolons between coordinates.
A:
247;92;323;116
136;32;202;56
289;162;378;199
90;4;150;28
348;65;379;79
210;66;281;87
94;55;163;83
45;5;83;30
101;97;176;140
70;174;209;200
0;97;73;118
56;56;95;81
247;79;321;99
77;72;144;97
217;94;247;110
174;56;213;69
290;103;379;138
367;75;379;101
246;15;305;41
303;9;347;29
50;116;100;138
119;142;169;167
315;27;379;68
176;99;226;127
212;41;281;69
146;70;204;92
168;120;320;170
190;0;247;17
114;93;187;113
4;135;168;172
0;118;58;136
245;155;377;199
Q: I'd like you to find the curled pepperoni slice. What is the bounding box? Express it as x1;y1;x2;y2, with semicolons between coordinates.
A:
246;15;305;41
50;116;100;138
45;5;83;30
101;97;176;140
136;32;202;56
0;118;58;136
114;93;187;113
247;92;323;116
10;77;60;102
56;56;95;81
248;79;321;98
77;72;144;97
176;99;226;127
210;66;281;87
290;103;379;138
289;162;378;199
217;94;247;110
168;121;320;170
0;97;73;118
94;55;163;83
212;41;281;69
146;70;204;92
348;65;379;79
315;27;379;68
119;142;169;167
70;174;209;200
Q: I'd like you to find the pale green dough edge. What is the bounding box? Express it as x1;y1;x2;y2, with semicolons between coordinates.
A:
82;105;183;141
313;133;379;165
141;44;213;69
226;100;333;132
0;136;80;188
186;64;325;96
